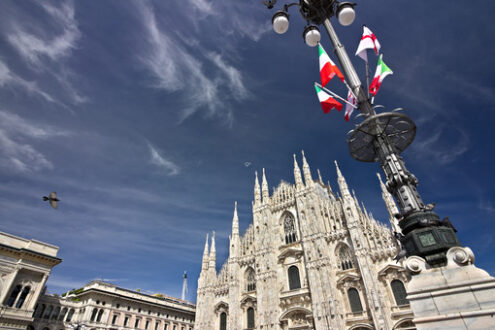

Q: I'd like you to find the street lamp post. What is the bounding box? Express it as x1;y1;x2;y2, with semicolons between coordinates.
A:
263;0;460;266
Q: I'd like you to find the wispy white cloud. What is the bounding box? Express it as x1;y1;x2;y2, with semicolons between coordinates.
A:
207;52;249;100
410;125;469;165
147;142;180;176
3;1;85;105
7;1;80;67
0;59;57;104
0;110;70;173
136;2;254;125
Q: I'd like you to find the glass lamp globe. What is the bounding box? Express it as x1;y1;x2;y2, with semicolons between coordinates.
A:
272;12;289;34
337;4;356;26
304;26;320;47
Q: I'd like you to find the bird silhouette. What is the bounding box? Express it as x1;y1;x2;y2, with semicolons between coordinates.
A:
43;192;60;209
393;249;407;263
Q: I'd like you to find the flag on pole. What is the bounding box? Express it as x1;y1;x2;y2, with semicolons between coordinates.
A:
355;25;381;62
344;90;356;121
319;43;345;87
314;84;343;113
369;55;393;96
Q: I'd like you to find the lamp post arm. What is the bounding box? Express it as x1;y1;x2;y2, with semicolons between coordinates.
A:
322;18;374;118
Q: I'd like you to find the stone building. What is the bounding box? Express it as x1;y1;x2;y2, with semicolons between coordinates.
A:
31;280;195;330
0;231;62;330
195;152;415;330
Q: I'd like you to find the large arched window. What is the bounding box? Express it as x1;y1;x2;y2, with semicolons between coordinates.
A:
338;245;354;270
51;306;60;320
391;280;409;306
91;308;98;322
246;268;256;292
58;307;68;321
66;309;75;322
347;288;363;313
37;304;46;318
43;305;53;319
247;307;255;329
283;213;298;244
15;286;30;308
219;312;227;330
6;285;22;307
97;309;104;322
288;266;301;290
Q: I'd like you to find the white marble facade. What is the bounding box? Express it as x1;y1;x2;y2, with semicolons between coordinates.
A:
0;232;62;330
31;280;195;330
195;152;415;330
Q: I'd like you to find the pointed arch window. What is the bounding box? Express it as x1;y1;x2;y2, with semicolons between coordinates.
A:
391;280;409;306
246;268;256;292
347;288;363;313
338;245;354;270
288;265;301;290
283;213;298;244
15;286;30;309
6;285;22;307
247;307;255;329
219;312;227;330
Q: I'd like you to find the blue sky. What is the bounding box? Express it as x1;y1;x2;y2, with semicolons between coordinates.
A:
0;0;494;302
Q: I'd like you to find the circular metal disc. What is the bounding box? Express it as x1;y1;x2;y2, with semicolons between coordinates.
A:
347;112;416;162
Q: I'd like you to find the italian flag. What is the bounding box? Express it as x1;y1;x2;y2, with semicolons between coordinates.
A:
319;43;344;87
314;84;343;114
369;55;393;97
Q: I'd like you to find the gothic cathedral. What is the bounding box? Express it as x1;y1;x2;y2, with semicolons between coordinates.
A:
195;152;415;330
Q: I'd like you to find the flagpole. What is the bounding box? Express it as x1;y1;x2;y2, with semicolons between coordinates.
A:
365;61;370;98
315;82;357;108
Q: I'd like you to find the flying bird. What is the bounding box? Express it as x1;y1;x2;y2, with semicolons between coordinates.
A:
244;162;252;167
43;192;60;209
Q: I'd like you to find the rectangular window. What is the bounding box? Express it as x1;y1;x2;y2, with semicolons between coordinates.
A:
155;322;160;330
173;326;177;330
112;314;118;325
124;316;129;327
145;320;150;329
135;319;141;328
164;325;168;330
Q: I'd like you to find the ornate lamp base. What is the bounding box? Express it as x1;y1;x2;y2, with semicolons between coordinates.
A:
404;247;495;329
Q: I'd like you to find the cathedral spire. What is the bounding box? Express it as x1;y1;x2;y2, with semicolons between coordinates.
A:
209;231;216;272
301;150;313;186
254;171;261;205
317;169;323;184
335;160;351;198
262;168;269;203
232;201;239;238
293;154;304;190
201;233;209;271
377;173;401;233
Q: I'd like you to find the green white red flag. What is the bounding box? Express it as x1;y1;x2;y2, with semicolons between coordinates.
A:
314;84;343;113
319;43;344;87
369;55;393;97
355;25;381;62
